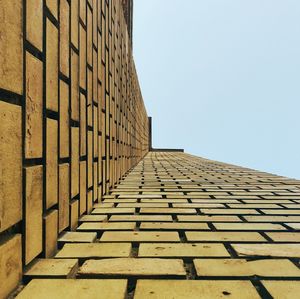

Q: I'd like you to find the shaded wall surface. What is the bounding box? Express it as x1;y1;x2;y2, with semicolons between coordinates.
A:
0;1;148;297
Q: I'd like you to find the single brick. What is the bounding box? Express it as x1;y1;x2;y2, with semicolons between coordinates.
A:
134;280;260;299
194;258;300;277
59;80;69;158
186;231;265;242
140;208;197;214
0;0;23;94
24;259;78;279
109;215;173;222
92;208;135;214
140;222;209;230
262;281;300;299
0;235;22;299
178;215;241;222
25;166;43;264
70;200;79;230
117;203;169;208
26;0;43;51
25;52;43;158
213;223;286;231
16;279;127;299
58;232;97;243
56;243;132;259
266;232;300;242
71;127;80;197
77;222;136;231
80;161;87;215
59;0;70;77
80;215;108;222
232;243;300;257
100;231;180;242
59;163;70;232
44;210;58;258
0;102;22;232
79;258;186;277
71;49;79;121
71;0;78;48
245;215;300;222
201;209;259;215
138;243;229;258
46;19;58;111
46;118;58;209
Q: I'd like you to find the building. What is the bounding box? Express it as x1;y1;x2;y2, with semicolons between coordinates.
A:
0;1;300;298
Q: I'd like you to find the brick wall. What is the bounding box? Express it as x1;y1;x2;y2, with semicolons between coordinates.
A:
0;1;148;297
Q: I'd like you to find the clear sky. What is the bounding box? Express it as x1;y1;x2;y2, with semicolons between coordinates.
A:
133;0;300;179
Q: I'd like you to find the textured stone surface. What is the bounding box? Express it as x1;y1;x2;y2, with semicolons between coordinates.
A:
134;280;260;299
0;235;22;299
46;19;58;111
24;259;78;278
0;0;23;94
58;164;70;232
262;281;300;299
59;80;69;158
46;119;58;209
25;166;43;264
194;259;300;277
77;222;136;231
139;243;229;257
58;232;97;243
25;52;43;158
100;231;180;242
16;279;127;299
79;258;186;277
0;102;22;232
56;243;132;259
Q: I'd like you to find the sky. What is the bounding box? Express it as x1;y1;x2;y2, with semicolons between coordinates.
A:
133;0;300;179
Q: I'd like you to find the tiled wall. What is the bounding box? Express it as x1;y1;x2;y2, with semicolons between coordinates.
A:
0;1;148;297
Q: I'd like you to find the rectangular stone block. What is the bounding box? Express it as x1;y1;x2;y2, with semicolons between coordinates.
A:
194;258;300;277
265;232;300;242
140;222;209;230
59;80;69;158
134;280;260;299
100;232;180;242
177;215;241;222
71;127;79;197
25;52;43;158
70;200;79;230
79;258;186;277
262;281;300;299
232;243;300;257
58;231;96;243
24;259;78;279
44;210;58;258
245;215;300;222
25;165;43;264
201;209;259;215
71;49;79;121
80;161;87;215
213;223;286;231
0;0;23;94
0;102;22;232
16;279;128;299
185;231;266;242
92;208;135;214
79;25;86;88
117;203;169;208
77;222;136;231
110;214;172;224
88;131;93;187
87;7;92;66
46;118;58;209
140;208;197;214
80;215;107;222
46;19;58;111
59;0;70;77
56;243;132;259
71;0;79;48
80;93;87;156
26;0;43;51
0;235;22;299
59;163;70;232
139;243;230;258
